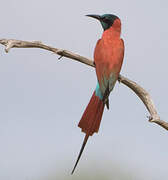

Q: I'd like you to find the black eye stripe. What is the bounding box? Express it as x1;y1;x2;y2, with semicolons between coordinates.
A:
103;18;111;23
102;17;107;20
102;17;110;22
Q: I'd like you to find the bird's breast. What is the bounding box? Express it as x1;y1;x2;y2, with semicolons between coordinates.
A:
94;29;124;87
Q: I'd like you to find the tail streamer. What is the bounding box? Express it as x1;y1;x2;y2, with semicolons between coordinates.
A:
71;91;105;174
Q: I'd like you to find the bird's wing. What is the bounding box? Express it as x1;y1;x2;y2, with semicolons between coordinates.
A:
94;38;124;100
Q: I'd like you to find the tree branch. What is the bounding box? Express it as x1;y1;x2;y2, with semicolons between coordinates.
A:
0;38;167;131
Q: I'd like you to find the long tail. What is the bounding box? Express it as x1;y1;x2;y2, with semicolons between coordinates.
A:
71;134;89;174
71;91;105;174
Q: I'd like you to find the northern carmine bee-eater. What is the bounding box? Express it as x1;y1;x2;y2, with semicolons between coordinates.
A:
71;14;124;174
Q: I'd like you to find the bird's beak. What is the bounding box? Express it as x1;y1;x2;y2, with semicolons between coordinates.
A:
86;14;101;21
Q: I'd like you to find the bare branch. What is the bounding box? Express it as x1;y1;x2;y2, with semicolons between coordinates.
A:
118;75;168;130
0;38;166;130
0;39;94;67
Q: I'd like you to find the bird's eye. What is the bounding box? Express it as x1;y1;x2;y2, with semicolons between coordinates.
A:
102;17;110;23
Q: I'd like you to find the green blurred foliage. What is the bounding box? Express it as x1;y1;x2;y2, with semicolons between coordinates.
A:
42;164;141;180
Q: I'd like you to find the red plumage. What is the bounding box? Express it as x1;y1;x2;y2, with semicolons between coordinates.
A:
71;92;105;174
94;19;124;93
78;91;105;136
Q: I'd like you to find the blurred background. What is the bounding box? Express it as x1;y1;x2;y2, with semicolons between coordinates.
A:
0;0;168;179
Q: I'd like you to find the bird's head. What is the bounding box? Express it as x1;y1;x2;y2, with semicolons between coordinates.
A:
86;14;120;31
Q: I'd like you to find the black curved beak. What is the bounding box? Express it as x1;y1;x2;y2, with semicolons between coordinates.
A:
86;14;101;21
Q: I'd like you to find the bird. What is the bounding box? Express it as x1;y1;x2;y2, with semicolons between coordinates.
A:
71;14;125;174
